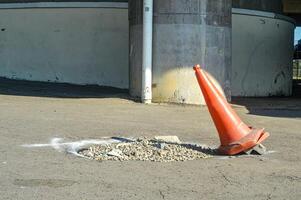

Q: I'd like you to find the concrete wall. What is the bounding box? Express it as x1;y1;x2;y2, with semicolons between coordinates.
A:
232;9;294;97
0;3;129;89
129;0;232;105
232;0;283;14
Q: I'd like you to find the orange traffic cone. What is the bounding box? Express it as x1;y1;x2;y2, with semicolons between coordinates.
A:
193;64;269;155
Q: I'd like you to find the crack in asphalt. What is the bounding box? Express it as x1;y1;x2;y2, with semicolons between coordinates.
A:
159;190;165;200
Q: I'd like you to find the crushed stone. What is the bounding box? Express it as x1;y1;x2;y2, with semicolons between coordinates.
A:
78;137;211;162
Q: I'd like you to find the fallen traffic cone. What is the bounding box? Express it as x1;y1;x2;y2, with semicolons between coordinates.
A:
193;64;269;155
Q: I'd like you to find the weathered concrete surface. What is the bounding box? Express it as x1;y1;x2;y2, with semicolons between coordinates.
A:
129;0;232;105
232;11;294;97
0;7;129;89
0;82;301;200
233;0;283;14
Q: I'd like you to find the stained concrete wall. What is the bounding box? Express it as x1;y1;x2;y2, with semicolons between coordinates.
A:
129;0;232;105
232;9;294;97
232;0;283;14
0;4;129;89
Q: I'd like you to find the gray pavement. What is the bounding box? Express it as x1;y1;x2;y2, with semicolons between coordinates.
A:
0;87;301;199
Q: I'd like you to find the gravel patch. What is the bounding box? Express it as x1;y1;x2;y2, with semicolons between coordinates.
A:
78;137;211;162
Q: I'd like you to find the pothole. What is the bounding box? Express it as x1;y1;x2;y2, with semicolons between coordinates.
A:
21;136;273;161
78;136;213;162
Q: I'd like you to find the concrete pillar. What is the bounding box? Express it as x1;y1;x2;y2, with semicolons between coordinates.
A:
129;0;232;105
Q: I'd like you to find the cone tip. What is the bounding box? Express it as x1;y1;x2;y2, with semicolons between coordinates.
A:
193;64;201;71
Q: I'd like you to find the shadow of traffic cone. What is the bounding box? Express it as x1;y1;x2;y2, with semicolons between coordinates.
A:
193;64;269;155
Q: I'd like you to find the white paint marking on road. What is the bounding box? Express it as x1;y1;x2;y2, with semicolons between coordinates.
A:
21;137;121;157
